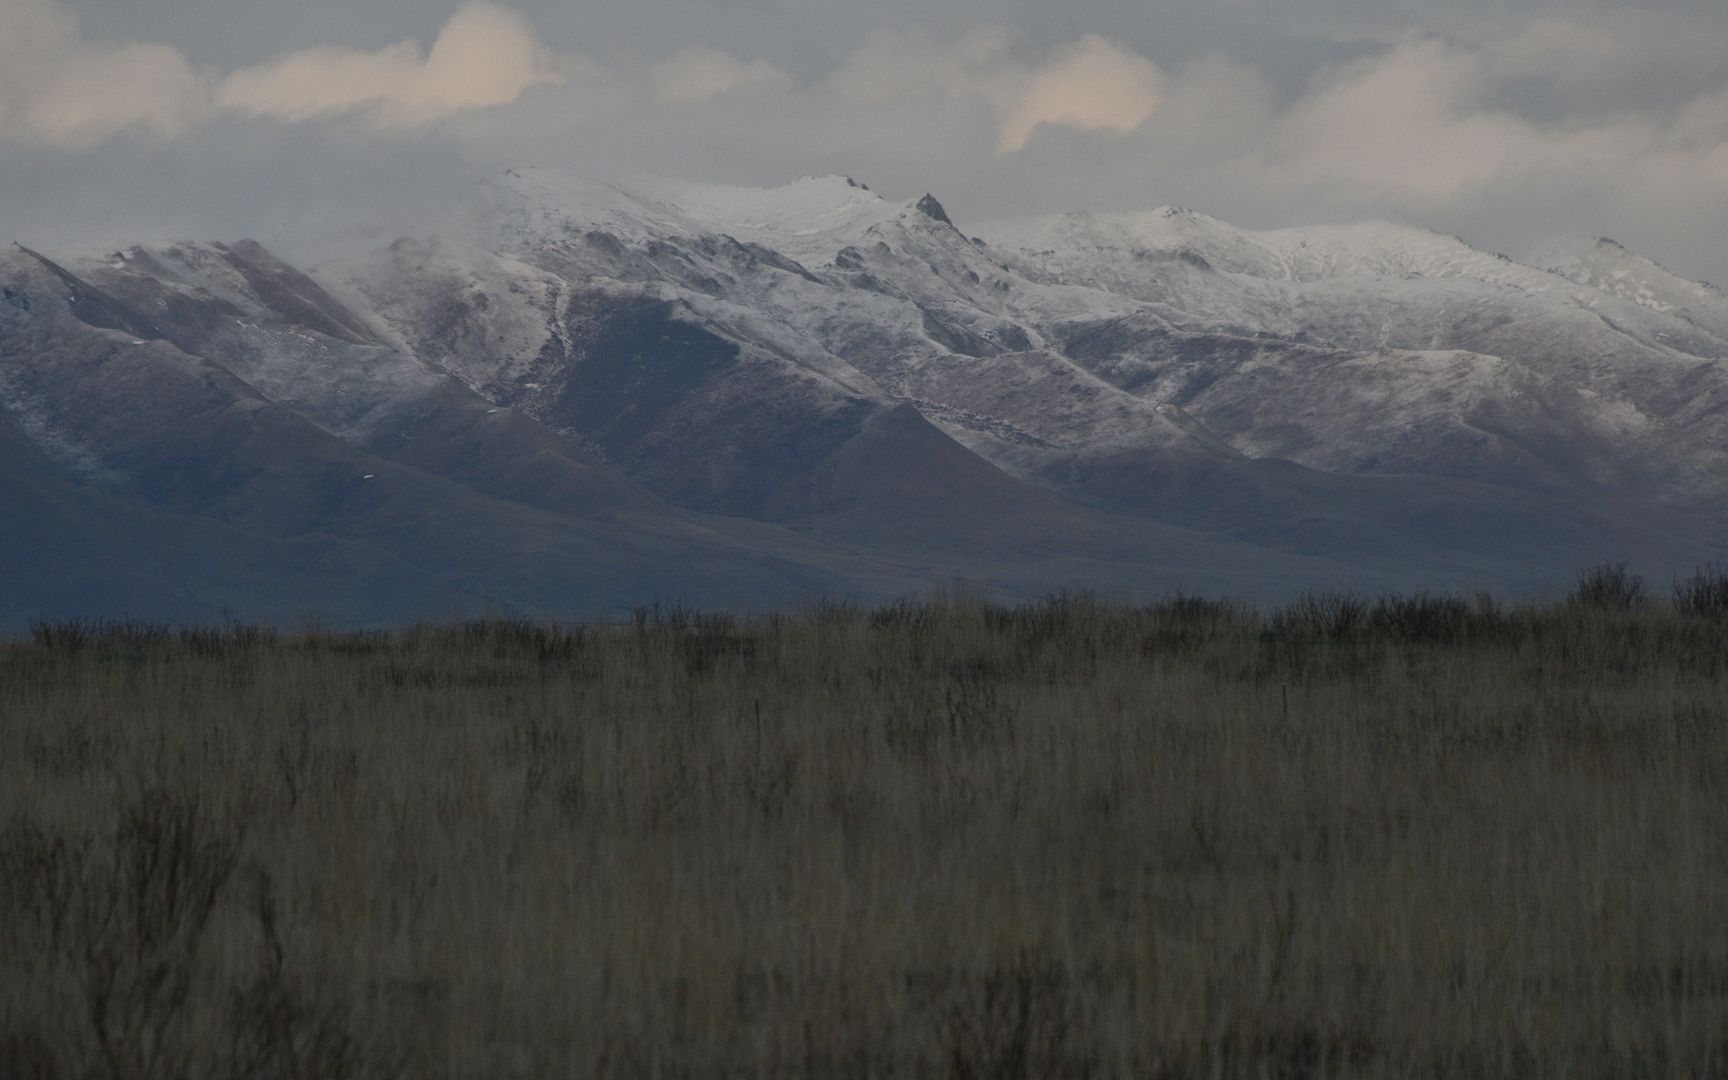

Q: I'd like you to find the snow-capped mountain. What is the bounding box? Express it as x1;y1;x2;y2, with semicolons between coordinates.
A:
3;169;1723;625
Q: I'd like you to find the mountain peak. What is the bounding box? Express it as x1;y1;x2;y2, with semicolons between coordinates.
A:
9;165;1728;625
792;174;871;192
776;174;884;200
914;194;954;227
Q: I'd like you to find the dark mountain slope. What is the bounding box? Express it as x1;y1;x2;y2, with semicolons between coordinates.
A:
7;170;1728;624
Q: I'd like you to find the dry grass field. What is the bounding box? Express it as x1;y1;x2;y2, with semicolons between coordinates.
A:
4;568;1728;1078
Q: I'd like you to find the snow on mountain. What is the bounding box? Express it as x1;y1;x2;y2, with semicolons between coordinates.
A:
7;167;1728;624
1536;236;1728;345
974;205;1728;358
459;168;911;267
310;170;1728;520
632;175;901;263
62;239;447;442
980;208;1558;287
960;203;1728;498
348;171;1211;467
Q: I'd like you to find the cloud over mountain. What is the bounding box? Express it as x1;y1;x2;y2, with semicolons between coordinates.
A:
0;0;205;145
1245;35;1728;208
3;0;1727;284
994;35;1164;152
0;0;561;142
650;48;790;104
215;2;562;125
827;29;1165;152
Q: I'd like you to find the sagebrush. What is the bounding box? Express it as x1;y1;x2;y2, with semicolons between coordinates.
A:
4;590;1727;1078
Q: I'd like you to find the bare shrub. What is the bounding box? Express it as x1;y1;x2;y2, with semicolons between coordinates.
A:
0;788;246;1080
1271;592;1369;639
0;1026;62;1080
1573;562;1646;611
224;871;369;1080
5;584;1728;1078
28;617;91;654
77;788;247;1080
1369;592;1508;644
943;955;1075;1080
1674;564;1728;619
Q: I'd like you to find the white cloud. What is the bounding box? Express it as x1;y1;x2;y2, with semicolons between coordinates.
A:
830;29;1164;153
4;3;1728;285
1254;37;1528;205
216;2;562;126
1468;11;1728;90
0;0;206;146
1669;86;1728;147
1139;56;1276;161
1230;36;1728;210
1484;19;1624;82
0;0;563;141
995;35;1164;152
821;24;1728;211
827;27;1018;106
650;48;789;104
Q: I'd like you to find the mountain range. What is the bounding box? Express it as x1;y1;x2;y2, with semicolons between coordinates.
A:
3;169;1724;627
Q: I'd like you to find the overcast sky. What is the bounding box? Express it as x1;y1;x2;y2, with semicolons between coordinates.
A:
3;0;1725;283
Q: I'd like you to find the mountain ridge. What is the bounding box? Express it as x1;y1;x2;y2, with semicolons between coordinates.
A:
3;169;1724;626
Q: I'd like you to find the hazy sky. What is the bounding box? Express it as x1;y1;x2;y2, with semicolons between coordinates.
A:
3;0;1726;283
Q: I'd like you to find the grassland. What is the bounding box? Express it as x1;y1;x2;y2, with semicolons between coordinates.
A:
4;571;1728;1078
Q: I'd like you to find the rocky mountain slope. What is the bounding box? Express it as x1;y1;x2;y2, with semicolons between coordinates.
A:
3;170;1724;625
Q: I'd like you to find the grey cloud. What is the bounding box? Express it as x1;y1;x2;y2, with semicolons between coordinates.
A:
9;0;1728;288
0;0;207;145
215;2;562;125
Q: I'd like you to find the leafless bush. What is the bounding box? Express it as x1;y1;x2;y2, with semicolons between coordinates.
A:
943;955;1075;1080
1573;561;1646;611
1368;592;1508;644
4;577;1727;1078
223;871;371;1080
1674;564;1728;619
0;787;245;1080
1271;592;1370;639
